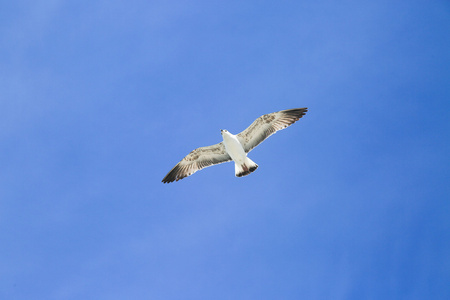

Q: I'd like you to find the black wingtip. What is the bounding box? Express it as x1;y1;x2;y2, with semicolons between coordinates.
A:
281;108;308;122
162;165;182;184
284;107;307;116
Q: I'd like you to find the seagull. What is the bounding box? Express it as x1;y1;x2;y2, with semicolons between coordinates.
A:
162;108;307;183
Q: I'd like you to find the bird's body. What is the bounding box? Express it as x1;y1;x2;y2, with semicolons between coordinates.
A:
162;108;307;183
221;130;245;163
221;129;259;177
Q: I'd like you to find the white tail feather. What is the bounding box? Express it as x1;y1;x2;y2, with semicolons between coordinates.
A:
235;157;258;177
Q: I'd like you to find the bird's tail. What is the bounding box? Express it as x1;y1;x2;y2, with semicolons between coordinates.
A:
235;157;258;177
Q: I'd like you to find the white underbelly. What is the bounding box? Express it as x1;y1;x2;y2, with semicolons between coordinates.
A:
223;135;246;163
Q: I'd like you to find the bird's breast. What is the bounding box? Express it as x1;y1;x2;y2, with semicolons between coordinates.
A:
223;134;246;162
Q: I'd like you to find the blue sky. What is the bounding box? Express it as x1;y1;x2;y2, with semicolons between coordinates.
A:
1;0;449;299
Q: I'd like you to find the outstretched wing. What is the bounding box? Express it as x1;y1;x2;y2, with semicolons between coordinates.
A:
237;108;307;153
162;142;232;183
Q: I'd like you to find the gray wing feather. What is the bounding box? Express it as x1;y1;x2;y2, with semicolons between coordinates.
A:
237;108;307;153
162;142;231;183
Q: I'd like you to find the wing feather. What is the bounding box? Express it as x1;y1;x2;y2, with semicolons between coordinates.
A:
237;108;307;153
162;142;231;183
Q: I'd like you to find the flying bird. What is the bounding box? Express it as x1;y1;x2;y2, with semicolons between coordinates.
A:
162;108;307;183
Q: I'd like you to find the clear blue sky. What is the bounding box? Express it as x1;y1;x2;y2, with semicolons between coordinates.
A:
1;1;449;299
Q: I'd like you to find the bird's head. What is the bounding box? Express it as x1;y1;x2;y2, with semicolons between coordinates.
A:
220;129;228;136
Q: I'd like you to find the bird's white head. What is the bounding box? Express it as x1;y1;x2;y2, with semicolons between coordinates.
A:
221;129;234;140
